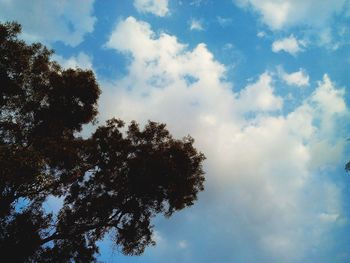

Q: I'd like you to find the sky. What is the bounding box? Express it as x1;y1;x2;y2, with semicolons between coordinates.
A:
1;0;350;262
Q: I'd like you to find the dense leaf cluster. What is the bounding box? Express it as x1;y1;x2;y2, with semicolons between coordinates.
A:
0;22;205;262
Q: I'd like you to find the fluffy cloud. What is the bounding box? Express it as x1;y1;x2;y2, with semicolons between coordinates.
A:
236;73;283;112
53;52;93;70
279;67;310;87
272;35;305;55
103;17;348;262
0;0;96;46
133;0;169;16
234;0;348;30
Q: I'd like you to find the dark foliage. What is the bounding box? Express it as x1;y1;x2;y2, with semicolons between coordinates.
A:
0;22;205;262
346;161;350;173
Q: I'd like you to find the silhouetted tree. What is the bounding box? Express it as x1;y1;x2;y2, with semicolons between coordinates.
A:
0;22;205;262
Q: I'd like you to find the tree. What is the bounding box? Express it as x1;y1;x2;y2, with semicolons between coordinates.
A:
0;22;205;262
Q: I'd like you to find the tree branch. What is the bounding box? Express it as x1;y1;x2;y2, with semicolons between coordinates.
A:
40;211;125;245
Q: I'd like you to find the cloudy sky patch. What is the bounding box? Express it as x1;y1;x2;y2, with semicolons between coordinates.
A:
3;1;350;262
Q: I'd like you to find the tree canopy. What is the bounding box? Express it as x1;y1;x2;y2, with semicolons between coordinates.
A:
0;22;205;262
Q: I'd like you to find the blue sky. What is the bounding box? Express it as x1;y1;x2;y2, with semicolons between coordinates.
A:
1;0;350;262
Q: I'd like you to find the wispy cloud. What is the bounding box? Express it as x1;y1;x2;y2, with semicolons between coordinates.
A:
133;0;169;16
217;16;233;27
257;31;266;38
234;0;347;30
189;18;204;31
190;0;205;7
178;240;188;249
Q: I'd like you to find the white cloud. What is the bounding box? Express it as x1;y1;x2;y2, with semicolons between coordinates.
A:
312;75;346;115
189;18;204;31
0;0;96;46
133;0;169;16
103;17;348;262
279;67;310;87
235;0;347;30
272;35;305;55
257;31;266;38
237;72;283;112
53;52;93;70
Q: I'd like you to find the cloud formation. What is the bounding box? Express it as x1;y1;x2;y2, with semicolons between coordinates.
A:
272;35;305;55
0;0;96;46
279;67;310;87
236;73;283;112
133;0;169;16
103;16;348;262
235;0;348;30
189;18;204;31
53;52;93;70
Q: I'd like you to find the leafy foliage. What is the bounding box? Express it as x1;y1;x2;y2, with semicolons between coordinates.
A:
0;22;205;262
